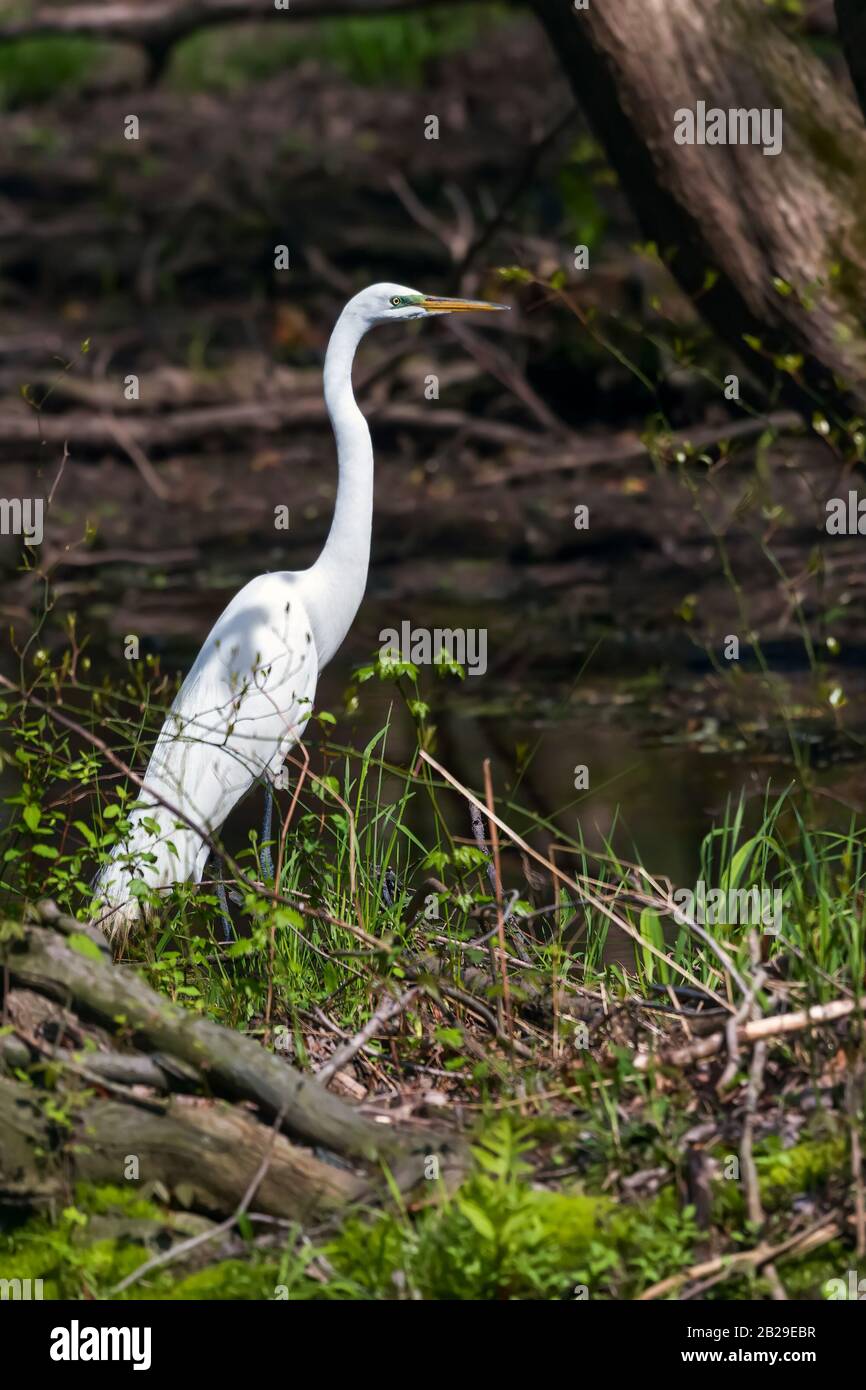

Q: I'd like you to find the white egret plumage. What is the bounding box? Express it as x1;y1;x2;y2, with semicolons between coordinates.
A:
95;283;508;936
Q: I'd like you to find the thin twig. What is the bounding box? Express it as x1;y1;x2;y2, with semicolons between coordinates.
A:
483;758;512;1039
634;994;866;1071
111;1099;290;1295
420;750;729;1008
316;987;419;1087
637;1218;841;1300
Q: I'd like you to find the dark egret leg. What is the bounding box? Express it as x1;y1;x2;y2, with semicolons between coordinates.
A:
379;865;397;907
216;873;234;943
260;775;276;883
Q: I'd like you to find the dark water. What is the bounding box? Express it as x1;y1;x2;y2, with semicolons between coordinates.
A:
311;606;866;882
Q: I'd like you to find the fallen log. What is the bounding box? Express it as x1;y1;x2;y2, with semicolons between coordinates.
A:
0;0;466;46
0;399;536;453
0;1076;362;1219
0;917;461;1189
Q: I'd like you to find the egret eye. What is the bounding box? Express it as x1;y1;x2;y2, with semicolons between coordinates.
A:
390;296;402;306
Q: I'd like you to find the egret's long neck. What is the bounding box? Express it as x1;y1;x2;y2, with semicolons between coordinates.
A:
307;309;373;667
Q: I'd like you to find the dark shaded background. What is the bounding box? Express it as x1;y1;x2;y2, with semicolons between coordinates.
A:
2;2;865;885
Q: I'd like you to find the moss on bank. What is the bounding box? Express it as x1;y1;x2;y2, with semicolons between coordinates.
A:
0;1125;854;1301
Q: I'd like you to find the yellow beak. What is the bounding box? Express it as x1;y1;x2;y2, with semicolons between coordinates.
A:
422;296;510;315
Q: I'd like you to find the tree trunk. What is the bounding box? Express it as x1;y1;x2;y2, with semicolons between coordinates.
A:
531;0;866;410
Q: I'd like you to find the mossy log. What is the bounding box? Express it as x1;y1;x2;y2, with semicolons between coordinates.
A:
0;914;463;1217
0;1077;362;1219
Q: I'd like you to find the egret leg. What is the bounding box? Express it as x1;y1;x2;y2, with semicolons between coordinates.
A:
260;776;276;883
379;865;397;908
216;875;234;943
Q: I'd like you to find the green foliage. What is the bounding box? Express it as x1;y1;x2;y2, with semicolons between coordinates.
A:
309;1120;608;1300
158;1260;278;1301
619;786;866;1004
172;8;507;93
755;1136;848;1207
1;1127;852;1301
556;143;609;251
0;38;108;107
0;1185;277;1300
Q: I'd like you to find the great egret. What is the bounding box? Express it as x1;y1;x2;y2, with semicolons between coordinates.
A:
95;283;508;937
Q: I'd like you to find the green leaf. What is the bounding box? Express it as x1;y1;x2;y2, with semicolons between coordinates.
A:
31;843;58;858
276;907;305;933
720;834;762;895
23;804;41;832
639;907;666;984
68;932;105;961
496;265;532;284
456;1197;496;1241
376;653;419;682
236;1212;254;1241
74;820;97;848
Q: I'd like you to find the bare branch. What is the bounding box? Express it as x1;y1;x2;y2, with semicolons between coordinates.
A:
0;0;462;46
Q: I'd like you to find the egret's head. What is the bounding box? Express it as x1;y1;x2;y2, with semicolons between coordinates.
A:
346;282;509;327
